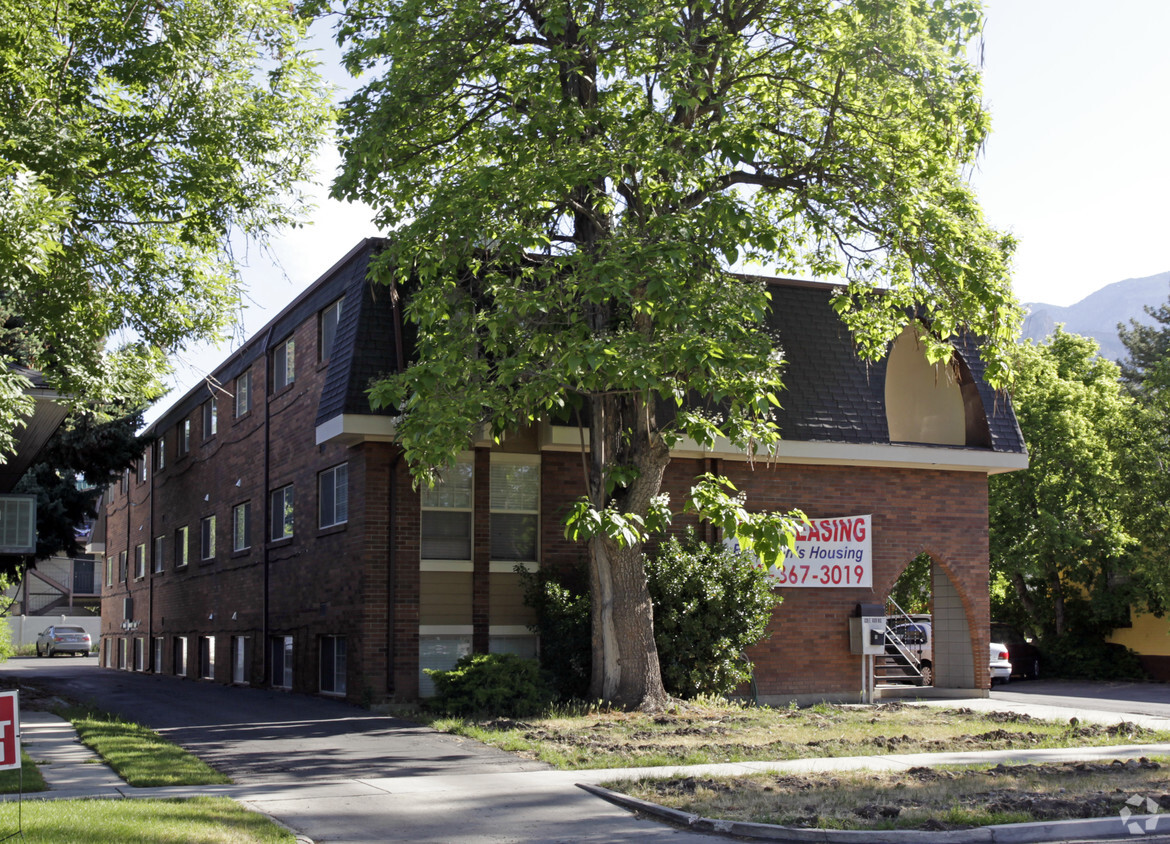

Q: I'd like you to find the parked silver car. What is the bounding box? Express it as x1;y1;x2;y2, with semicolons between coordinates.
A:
35;625;92;657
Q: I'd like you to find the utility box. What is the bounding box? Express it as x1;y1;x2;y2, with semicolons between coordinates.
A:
849;602;888;656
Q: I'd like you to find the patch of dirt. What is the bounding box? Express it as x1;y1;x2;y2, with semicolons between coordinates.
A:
0;676;71;710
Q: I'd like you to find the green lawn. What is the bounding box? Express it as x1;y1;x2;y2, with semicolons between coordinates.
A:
56;707;229;788
0;750;47;793
0;797;293;843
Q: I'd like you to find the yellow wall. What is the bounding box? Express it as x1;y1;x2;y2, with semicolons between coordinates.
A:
1108;611;1170;656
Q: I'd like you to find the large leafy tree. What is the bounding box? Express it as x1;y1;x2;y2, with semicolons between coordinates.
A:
990;329;1158;640
327;0;1018;708
0;0;331;450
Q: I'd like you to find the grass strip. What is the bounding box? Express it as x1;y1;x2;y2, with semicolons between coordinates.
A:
0;796;292;843
418;699;1170;770
607;756;1170;832
56;706;229;788
0;750;48;793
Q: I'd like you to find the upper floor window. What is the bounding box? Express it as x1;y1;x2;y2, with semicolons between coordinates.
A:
134;544;146;580
273;337;295;391
138;455;148;484
178;418;191;456
490;457;539;562
270;485;294;542
420;459;473;561
233;501;251;552
319;464;348;529
320;297;344;362
153;536;165;574
156;436;166;471
200;515;216;561
203;398;217;438
235;370;252;417
174;525;189;569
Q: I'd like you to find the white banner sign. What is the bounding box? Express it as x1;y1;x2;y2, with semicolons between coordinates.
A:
764;515;872;588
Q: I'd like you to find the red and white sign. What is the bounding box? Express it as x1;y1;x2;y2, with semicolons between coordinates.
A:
0;690;19;770
768;514;873;588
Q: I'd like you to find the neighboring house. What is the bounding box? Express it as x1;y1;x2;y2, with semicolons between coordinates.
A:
101;239;1028;703
1108;615;1170;681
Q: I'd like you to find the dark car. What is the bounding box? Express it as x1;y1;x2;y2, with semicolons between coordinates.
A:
35;625;93;657
990;622;1041;679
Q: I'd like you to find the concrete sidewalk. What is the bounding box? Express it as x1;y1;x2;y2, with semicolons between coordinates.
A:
7;698;1170;842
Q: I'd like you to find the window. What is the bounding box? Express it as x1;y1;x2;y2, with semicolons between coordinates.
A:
134;543;146;580
106;556;114;588
318;464;348;529
118;638;126;670
138;455;147;483
202;398;217;438
320;636;347;695
320;297;344;361
174;525;189;568
121;469;129;494
270;485;294;541
119;550;127;582
232;502;251;552
235;370;252;417
199;636;215;680
153;536;165;574
174;637;187;676
420;459;473;561
270;636;293;689
273;336;295;390
232;636;248;684
200;515;216;561
153;637;164;673
133;637;145;672
178;418;191;456
490;457;539;562
419;635;471;697
156;436;166;471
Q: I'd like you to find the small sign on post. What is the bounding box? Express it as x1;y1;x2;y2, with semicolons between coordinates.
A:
0;690;20;771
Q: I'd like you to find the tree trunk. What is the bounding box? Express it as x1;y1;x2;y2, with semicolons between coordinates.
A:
587;389;671;710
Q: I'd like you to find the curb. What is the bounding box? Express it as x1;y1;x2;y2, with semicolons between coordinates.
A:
577;783;1170;843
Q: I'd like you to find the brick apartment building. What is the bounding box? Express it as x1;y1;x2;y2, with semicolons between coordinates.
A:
101;238;1027;705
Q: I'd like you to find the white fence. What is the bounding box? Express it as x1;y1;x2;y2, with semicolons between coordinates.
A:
4;615;101;648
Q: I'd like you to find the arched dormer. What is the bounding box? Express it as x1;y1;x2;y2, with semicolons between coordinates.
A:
885;326;991;448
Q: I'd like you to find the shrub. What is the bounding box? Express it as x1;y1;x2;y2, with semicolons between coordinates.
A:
425;652;555;716
517;564;591;700
1040;633;1148;681
646;531;781;698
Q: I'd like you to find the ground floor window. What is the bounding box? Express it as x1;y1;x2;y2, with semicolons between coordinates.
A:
153;637;164;673
488;634;538;660
199;636;215;680
232;636;248;684
419;635;472;698
320;636;347;695
133;637;145;672
117;638;126;670
270;636;293;689
103;640;114;668
173;637;187;677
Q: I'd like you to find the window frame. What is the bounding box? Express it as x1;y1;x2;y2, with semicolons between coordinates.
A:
270;635;293;689
153;535;165;574
489;454;540;565
269;485;294;542
235;370;252;417
178;418;191;456
134;543;146;580
199;636;215;680
156;435;166;471
202;397;217;439
174;525;189;569
420;457;473;563
200;514;216;561
320;635;347;695
273;336;295;391
318;463;348;529
319;297;344;362
232;501;251;552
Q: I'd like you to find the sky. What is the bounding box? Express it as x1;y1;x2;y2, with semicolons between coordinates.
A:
153;1;1170;419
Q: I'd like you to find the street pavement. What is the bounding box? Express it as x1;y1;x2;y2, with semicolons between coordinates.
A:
7;658;1170;842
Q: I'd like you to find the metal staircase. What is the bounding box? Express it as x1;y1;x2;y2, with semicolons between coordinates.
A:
874;596;931;686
